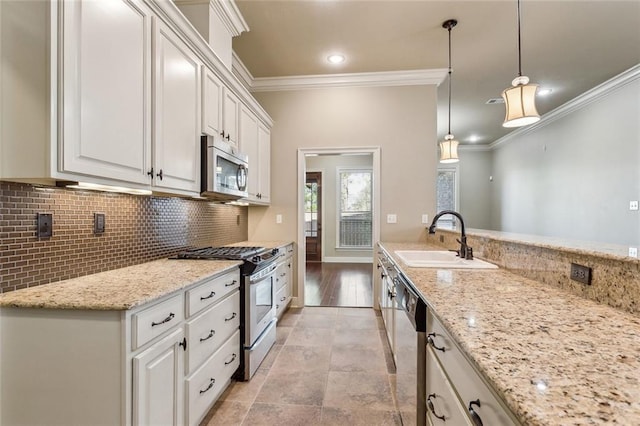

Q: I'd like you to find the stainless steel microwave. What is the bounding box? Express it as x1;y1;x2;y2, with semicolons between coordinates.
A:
201;136;248;201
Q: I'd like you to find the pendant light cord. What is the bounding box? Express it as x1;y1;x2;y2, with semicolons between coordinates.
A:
447;23;453;136
517;0;522;77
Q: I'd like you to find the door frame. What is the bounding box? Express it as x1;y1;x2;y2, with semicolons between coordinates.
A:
296;147;381;308
305;169;324;262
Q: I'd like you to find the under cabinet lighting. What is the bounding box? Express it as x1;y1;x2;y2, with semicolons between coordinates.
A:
64;182;152;195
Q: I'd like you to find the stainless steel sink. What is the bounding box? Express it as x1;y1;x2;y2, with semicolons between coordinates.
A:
394;250;498;269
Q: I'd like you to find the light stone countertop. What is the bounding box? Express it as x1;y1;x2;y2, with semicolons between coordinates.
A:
380;241;640;425
0;259;241;310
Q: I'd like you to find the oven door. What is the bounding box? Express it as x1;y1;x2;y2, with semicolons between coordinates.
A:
245;264;276;346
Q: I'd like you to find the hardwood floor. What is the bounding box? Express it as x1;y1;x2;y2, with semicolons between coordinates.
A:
305;262;373;307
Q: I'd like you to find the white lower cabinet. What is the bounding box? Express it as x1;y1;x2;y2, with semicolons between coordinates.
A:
426;348;471;425
133;327;186;426
275;243;294;318
427;311;519;426
185;330;240;426
0;267;241;425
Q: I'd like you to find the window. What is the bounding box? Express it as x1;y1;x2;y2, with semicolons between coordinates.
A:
436;166;458;228
338;169;372;248
305;180;319;237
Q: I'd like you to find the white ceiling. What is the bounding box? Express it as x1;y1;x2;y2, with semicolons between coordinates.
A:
231;0;640;145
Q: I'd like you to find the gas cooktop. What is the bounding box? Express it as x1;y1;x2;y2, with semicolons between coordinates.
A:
175;246;265;260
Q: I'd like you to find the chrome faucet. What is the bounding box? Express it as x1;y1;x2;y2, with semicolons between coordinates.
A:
428;210;473;260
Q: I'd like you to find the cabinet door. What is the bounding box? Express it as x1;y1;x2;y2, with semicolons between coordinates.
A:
202;66;223;137
61;0;151;184
239;105;259;200
153;18;201;193
133;327;185;426
257;123;271;204
222;90;240;147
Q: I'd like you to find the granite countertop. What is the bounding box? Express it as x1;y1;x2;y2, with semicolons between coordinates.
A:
0;259;241;310
379;242;640;425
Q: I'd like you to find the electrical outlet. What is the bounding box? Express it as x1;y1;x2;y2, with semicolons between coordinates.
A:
629;247;638;258
387;214;397;224
37;213;53;238
94;213;106;234
276;214;282;224
570;263;592;285
421;214;429;224
630;201;639;211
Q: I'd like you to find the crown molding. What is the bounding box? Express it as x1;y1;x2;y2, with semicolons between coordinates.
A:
490;63;640;150
459;144;492;152
232;51;254;90
230;55;448;92
210;0;249;37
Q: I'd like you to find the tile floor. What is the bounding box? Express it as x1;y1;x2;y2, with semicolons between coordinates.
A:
200;306;401;425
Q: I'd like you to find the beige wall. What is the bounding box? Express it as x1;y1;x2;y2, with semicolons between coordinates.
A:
247;85;438;246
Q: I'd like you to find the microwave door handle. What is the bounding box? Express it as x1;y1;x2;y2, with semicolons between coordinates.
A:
237;165;247;191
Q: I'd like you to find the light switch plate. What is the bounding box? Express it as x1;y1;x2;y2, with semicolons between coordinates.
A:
421;214;429;224
630;200;639;211
387;214;397;224
276;214;283;224
629;247;638;258
37;213;53;238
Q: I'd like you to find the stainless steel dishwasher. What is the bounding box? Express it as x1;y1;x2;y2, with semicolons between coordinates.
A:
394;272;427;425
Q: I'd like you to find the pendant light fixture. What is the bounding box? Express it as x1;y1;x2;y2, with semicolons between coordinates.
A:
439;19;459;164
502;0;540;128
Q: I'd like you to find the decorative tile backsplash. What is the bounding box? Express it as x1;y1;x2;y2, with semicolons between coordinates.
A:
0;181;248;293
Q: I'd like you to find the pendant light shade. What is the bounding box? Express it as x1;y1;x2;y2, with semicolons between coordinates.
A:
502;0;540;128
440;19;459;164
439;134;459;164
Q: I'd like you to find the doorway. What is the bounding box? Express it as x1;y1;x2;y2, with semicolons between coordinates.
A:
305;172;322;262
296;148;381;309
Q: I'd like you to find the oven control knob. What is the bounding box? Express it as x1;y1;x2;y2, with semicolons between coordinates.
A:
271;248;279;256
252;255;262;263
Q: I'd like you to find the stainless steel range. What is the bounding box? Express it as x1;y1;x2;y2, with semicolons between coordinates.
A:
175;246;280;380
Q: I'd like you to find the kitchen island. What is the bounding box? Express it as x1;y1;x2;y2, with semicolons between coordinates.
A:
379;241;640;425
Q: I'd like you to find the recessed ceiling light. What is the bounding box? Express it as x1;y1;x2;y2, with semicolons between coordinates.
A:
468;135;479;143
538;88;553;96
327;54;345;64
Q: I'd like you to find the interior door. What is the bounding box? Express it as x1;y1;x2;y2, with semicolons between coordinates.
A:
305;172;322;262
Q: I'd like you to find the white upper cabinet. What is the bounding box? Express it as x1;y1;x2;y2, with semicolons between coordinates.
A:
60;0;152;184
202;66;223;138
239;105;270;205
152;18;202;193
222;89;241;147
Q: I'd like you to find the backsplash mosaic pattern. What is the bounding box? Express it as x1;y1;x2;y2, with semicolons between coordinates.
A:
0;181;248;293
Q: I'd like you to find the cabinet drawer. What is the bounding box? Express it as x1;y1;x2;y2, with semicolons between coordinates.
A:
426;348;472;425
283;243;294;259
275;262;288;291
186;269;240;317
186;291;240;374
428;314;518;426
275;283;290;318
132;293;184;350
185;330;240;426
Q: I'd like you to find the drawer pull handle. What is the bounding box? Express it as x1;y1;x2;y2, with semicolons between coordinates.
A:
200;291;216;301
224;312;237;322
179;337;187;351
468;399;483;426
280;296;286;302
427;394;446;421
225;280;237;287
280;273;286;277
427;333;446;352
200;330;215;342
151;312;175;327
199;378;215;394
224;353;237;365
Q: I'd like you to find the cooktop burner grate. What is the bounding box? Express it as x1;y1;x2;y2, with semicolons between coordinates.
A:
175;246;265;260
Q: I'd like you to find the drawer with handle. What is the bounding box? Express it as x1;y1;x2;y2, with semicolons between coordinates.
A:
186;290;240;373
132;293;184;350
185;330;241;426
275;283;290;318
426;347;472;425
427;313;519;426
275;263;289;291
186;269;240;317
